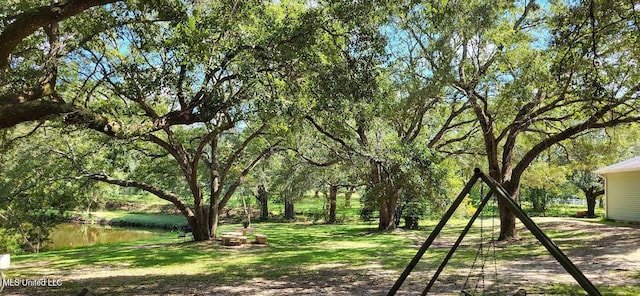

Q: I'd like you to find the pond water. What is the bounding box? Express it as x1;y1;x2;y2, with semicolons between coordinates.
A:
46;223;166;251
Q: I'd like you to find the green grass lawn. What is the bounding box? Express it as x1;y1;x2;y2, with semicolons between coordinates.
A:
4;218;639;295
88;211;188;228
4;222;413;295
29;190;617;295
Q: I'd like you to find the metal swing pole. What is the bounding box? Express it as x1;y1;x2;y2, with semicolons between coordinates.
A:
387;170;482;296
421;190;494;296
477;171;602;296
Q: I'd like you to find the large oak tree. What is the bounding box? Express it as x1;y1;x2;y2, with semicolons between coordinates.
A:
46;0;353;241
397;0;640;239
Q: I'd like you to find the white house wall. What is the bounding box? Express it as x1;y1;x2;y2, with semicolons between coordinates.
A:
606;171;640;222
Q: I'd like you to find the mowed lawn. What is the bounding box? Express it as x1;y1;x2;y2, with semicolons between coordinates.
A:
3;218;640;295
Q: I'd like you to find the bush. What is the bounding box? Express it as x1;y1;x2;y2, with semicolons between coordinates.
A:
0;228;21;253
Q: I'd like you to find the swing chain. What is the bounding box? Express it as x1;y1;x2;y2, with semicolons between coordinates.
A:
461;183;486;295
460;182;501;296
491;193;499;294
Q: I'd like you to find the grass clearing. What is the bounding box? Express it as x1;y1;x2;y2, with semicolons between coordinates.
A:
4;222;412;295
3;218;638;295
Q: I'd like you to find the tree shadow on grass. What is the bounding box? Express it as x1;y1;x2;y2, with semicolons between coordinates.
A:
3;265;395;296
5;225;413;295
34;243;210;272
388;218;640;295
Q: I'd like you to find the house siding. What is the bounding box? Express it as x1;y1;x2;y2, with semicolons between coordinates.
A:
605;171;640;222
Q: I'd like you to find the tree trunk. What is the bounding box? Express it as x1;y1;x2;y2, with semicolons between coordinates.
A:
378;187;402;231
284;197;295;219
255;185;268;221
210;205;220;239
586;192;596;218
189;175;211;241
193;208;210;240
585;188;604;218
497;181;519;240
328;185;338;223
345;188;353;208
370;160;399;231
192;221;211;241
209;189;220;239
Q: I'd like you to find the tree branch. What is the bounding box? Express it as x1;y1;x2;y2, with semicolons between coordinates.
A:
304;115;361;156
87;172;195;219
0;0;121;69
512;105;640;184
218;142;281;210
428;101;472;148
287;147;340;167
221;124;268;175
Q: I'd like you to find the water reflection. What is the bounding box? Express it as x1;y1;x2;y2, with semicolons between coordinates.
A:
46;223;164;250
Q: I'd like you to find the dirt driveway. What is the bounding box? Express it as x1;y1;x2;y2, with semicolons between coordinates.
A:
394;217;640;295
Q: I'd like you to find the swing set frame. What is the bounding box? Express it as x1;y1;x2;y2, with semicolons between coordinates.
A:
387;168;602;296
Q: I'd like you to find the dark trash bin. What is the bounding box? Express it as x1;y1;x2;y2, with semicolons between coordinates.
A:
404;216;419;230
